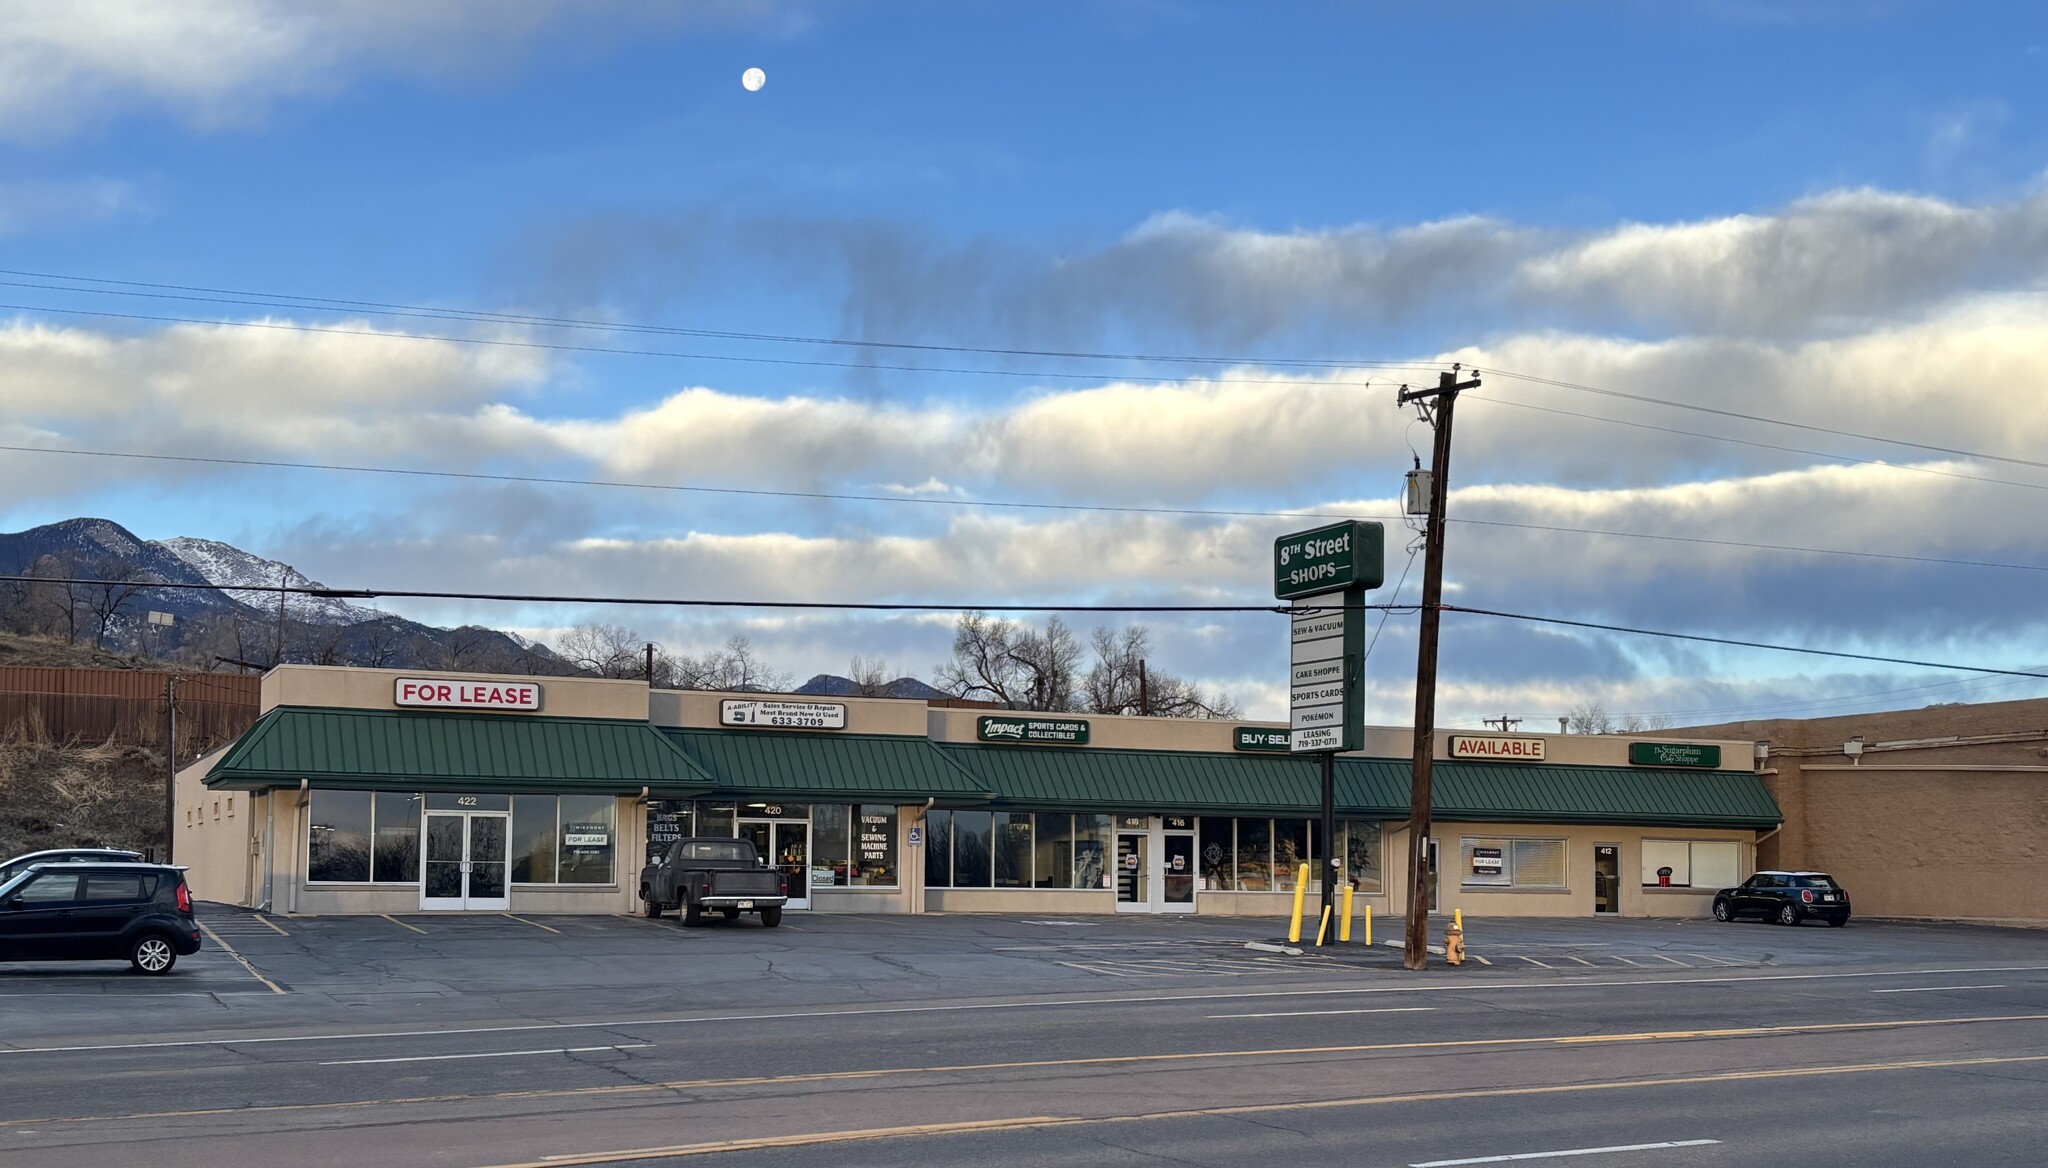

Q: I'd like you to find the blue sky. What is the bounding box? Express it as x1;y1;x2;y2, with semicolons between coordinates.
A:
4;0;2048;725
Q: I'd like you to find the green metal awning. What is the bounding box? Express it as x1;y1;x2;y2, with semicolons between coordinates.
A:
204;706;715;795
940;744;1781;828
662;728;992;802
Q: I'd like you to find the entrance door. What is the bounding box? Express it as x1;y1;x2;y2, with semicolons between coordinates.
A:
421;812;511;911
1159;831;1197;913
1425;838;1440;913
739;819;811;910
1114;831;1150;912
1593;844;1620;914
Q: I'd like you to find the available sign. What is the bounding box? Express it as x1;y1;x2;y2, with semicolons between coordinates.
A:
977;715;1091;745
1234;727;1291;752
721;699;847;730
1448;735;1547;761
1629;742;1722;768
1471;846;1504;875
1273;520;1386;600
394;677;541;712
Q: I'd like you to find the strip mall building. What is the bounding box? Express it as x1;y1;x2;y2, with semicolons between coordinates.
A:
177;665;1780;920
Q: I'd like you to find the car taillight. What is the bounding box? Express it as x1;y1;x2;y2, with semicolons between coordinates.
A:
779;878;788;896
1800;888;1814;904
175;882;192;913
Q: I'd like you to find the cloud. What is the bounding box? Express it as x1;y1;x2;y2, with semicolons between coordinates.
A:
0;177;146;234
533;183;2048;347
0;0;784;142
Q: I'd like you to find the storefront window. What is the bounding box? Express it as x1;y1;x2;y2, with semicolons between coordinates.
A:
851;805;898;886
1341;819;1382;893
1199;817;1234;890
372;792;422;883
557;795;616;884
697;800;737;839
1234;818;1272;891
645;800;694;867
924;809;953;887
1641;840;1739;888
307;789;373;882
1462;836;1566;889
1032;813;1073;888
1274;819;1310;891
952;810;993;888
1073;814;1110;891
512;795;558;883
993;812;1033;888
814;804;850;886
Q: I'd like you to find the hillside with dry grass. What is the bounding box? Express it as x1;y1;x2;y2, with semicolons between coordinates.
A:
0;729;166;858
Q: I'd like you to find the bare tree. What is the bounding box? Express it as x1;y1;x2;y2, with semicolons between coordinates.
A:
554;623;645;679
846;655;893;698
78;556;156;650
1566;702;1613;735
1081;624;1240;719
356;617;408;668
933;612;1081;711
1615;711;1676;733
672;635;792;692
293;620;352;667
24;553;82;643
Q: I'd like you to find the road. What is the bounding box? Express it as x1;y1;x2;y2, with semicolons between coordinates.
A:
1;912;2044;1167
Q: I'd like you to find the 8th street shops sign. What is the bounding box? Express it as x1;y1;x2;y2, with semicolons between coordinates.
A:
1273;520;1385;600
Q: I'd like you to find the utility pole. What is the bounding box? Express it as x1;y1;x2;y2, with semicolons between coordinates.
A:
1137;659;1150;716
1396;366;1481;970
645;642;656;685
163;673;178;864
1483;715;1521;733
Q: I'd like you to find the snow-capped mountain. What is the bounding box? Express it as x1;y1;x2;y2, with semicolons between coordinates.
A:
160;537;382;626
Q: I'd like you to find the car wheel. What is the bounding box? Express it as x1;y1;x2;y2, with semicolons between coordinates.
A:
682;901;703;927
1778;903;1801;926
760;907;783;928
1712;900;1732;922
130;935;177;975
641;890;663;919
720;907;740;921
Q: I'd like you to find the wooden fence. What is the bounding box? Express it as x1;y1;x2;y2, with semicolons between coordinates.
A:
0;667;262;754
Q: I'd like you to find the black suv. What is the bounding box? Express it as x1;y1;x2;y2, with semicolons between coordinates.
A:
1713;870;1851;927
0;848;144;887
0;862;203;974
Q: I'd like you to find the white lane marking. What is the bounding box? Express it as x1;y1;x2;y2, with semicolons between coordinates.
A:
1871;984;2006;994
318;1044;649;1066
1516;956;1554;969
1647;955;1693;967
381;914;428;935
194;920;285;995
7;964;2048;1056
1412;1138;1721;1166
1207;1007;1438;1019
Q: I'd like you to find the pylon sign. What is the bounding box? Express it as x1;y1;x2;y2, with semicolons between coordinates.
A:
1275;522;1381;754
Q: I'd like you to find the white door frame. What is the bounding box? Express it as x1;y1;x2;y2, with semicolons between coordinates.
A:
1113;818;1199;914
420;810;511;912
738;818;811;910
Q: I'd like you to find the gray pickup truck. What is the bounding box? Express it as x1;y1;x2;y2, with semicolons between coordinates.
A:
639;837;788;927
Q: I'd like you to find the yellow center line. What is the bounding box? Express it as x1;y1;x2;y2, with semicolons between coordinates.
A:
194;920;285;995
472;1051;2048;1167
8;1011;2047;1131
503;913;562;935
381;914;428;935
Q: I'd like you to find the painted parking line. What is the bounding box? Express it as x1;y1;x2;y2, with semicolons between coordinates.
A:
318;1044;651;1066
1411;1139;1721;1166
1870;984;2006;994
1515;956;1553;969
503;913;563;935
1646;955;1694;968
1207;1007;1438;1019
194;920;285;995
381;914;429;934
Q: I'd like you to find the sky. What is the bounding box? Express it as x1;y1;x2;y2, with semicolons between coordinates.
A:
4;0;2048;728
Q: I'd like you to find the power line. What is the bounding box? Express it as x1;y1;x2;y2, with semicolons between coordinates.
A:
0;269;1418;371
7;441;2048;575
1478;365;2048;475
0;302;1405;390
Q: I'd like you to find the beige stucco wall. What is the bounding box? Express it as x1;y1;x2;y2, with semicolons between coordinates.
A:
1382;821;1757;920
652;689;929;736
175;746;256;905
261;664;649;721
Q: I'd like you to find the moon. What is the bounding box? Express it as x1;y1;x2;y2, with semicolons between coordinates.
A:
741;67;766;92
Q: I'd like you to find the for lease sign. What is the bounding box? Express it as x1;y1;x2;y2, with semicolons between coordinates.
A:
394;677;542;712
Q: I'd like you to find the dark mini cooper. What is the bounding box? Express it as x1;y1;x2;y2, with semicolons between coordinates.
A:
0;862;203;974
1713;870;1850;927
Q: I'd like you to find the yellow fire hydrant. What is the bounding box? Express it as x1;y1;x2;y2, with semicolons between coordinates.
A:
1445;910;1466;966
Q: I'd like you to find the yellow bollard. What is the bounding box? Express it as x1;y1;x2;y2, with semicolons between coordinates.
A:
1364;904;1372;947
1315;904;1333;946
1286;863;1310;943
1454;908;1463;931
1339;884;1355;942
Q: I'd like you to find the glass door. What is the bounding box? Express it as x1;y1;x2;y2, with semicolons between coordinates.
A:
1593;844;1619;914
420;812;511;911
1114;832;1149;911
1160;831;1197;913
739;820;810;910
